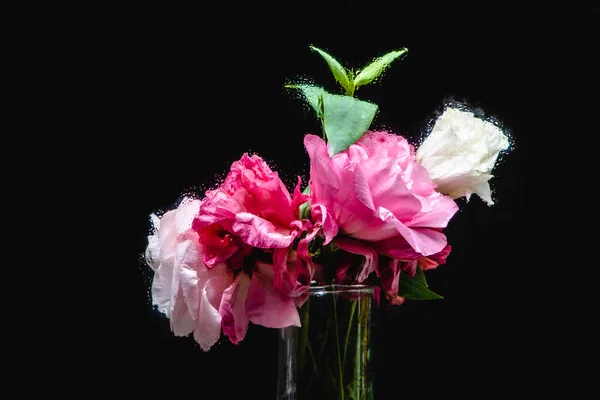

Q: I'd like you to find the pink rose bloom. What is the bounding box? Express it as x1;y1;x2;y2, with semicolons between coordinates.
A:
304;131;458;259
190;153;325;344
193;154;306;269
145;198;233;351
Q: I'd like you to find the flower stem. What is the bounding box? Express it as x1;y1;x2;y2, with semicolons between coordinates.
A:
343;301;356;367
332;295;345;400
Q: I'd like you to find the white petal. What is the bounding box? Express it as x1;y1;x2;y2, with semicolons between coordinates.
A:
170;287;195;336
193;275;230;351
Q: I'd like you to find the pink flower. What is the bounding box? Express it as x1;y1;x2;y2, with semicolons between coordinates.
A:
218;263;301;345
146;197;302;350
192;154;306;269
304;131;458;258
188;153;322;344
145;198;233;351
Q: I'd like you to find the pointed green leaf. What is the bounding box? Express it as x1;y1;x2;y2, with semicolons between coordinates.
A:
289;85;378;155
398;268;443;300
413;265;428;287
291;85;327;118
321;93;378;155
354;48;408;89
310;46;351;92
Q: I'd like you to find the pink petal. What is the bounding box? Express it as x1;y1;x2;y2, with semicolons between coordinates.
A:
310;204;338;245
372;236;421;260
272;248;289;292
377;207;448;257
378;258;402;300
334;237;378;283
304;134;340;207
401;260;418;277
406;193;458;229
196;223;240;267
194;189;242;229
353;156;422;221
232;212;296;248
305;135;370;228
291;176;310;220
335;257;352;284
219;273;250;345
246;263;301;328
420;245;452;271
236;154;295;226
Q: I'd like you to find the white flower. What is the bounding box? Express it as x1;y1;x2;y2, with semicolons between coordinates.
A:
416;107;509;205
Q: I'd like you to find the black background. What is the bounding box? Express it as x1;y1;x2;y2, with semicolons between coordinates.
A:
7;2;597;397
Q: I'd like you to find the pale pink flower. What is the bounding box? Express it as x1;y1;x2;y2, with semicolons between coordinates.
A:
145;198;233;351
304;131;458;259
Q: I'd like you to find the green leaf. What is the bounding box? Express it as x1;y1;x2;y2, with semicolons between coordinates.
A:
354;48;408;89
310;46;352;94
398;267;443;300
322;93;378;155
287;85;377;156
413;265;428;287
291;85;327;118
290;85;378;155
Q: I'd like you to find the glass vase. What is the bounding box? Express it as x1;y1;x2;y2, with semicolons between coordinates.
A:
277;283;375;400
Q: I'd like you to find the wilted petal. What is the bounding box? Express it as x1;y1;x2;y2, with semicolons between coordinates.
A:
419;245;452;271
379;258;401;295
334;237;378;283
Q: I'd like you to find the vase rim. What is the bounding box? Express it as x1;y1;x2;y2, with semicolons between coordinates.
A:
308;281;374;295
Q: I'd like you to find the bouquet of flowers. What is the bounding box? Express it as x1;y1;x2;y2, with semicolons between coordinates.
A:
144;45;509;356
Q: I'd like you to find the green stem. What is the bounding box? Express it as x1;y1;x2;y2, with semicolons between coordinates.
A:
307;341;319;376
332;295;345;400
343;301;356;367
299;298;310;370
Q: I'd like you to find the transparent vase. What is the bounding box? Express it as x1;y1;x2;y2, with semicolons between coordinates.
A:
277;284;375;400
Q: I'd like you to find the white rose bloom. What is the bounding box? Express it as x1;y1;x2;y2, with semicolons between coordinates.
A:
416;107;509;205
